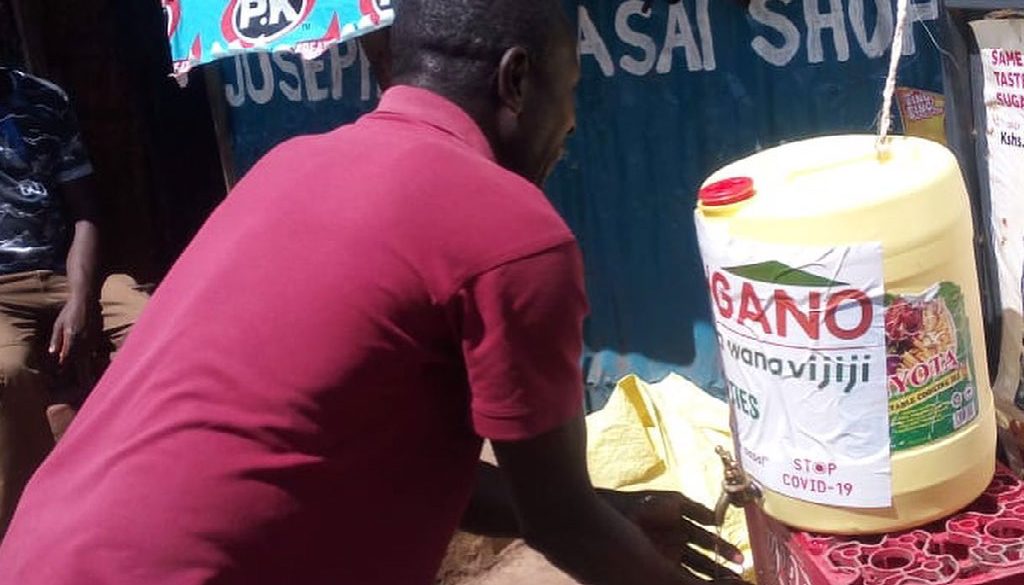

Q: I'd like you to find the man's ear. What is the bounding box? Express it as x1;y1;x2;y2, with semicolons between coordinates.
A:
497;47;529;115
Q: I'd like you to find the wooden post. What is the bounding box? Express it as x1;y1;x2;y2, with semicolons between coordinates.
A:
204;65;239;189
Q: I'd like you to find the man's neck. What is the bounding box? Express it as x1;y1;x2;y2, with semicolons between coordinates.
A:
400;78;504;160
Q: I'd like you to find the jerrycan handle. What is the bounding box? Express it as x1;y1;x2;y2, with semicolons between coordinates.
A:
784;144;894;184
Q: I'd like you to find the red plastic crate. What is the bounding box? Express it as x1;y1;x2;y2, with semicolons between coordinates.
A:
746;465;1024;584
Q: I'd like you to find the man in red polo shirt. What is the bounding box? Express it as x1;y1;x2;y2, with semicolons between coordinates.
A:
0;1;744;583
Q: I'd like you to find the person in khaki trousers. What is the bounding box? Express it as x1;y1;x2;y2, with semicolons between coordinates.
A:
0;66;147;537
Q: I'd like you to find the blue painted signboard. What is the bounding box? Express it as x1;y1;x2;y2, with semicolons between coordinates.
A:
214;0;944;407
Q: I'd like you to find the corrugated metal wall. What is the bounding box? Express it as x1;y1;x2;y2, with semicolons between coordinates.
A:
215;0;946;408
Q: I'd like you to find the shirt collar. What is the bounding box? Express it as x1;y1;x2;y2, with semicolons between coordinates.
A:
373;85;496;162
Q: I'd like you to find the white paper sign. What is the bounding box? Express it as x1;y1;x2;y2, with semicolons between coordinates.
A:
971;20;1024;472
697;219;891;507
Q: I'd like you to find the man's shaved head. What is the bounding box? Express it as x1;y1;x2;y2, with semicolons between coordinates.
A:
389;0;579;185
391;0;570;99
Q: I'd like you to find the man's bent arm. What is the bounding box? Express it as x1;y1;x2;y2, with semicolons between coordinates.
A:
62;177;101;304
491;413;701;585
50;177;100;362
463;460;520;538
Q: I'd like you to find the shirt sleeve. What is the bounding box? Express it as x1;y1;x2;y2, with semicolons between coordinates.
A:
53;96;93;184
456;242;588;441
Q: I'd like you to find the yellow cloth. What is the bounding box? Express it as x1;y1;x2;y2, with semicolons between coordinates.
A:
585;374;754;580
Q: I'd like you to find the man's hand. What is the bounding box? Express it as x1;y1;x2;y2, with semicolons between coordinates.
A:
465;464;751;583
49;298;98;365
491;415;752;585
603;490;746;581
56;176;102;368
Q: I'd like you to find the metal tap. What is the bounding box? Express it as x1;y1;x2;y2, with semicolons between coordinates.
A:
713;446;761;526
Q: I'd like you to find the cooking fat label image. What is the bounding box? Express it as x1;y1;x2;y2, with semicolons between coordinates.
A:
696;220;891;508
887;284;978;451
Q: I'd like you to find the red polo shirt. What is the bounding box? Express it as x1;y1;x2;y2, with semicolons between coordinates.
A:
0;86;586;585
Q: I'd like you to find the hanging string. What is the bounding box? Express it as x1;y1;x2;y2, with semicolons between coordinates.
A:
876;0;912;155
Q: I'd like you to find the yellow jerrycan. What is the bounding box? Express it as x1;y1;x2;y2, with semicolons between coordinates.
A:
694;135;996;534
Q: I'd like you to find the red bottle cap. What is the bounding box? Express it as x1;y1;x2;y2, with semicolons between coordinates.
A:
699;177;755;207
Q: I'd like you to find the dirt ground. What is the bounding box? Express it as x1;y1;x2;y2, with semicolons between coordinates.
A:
436;443;579;585
436;532;576;585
